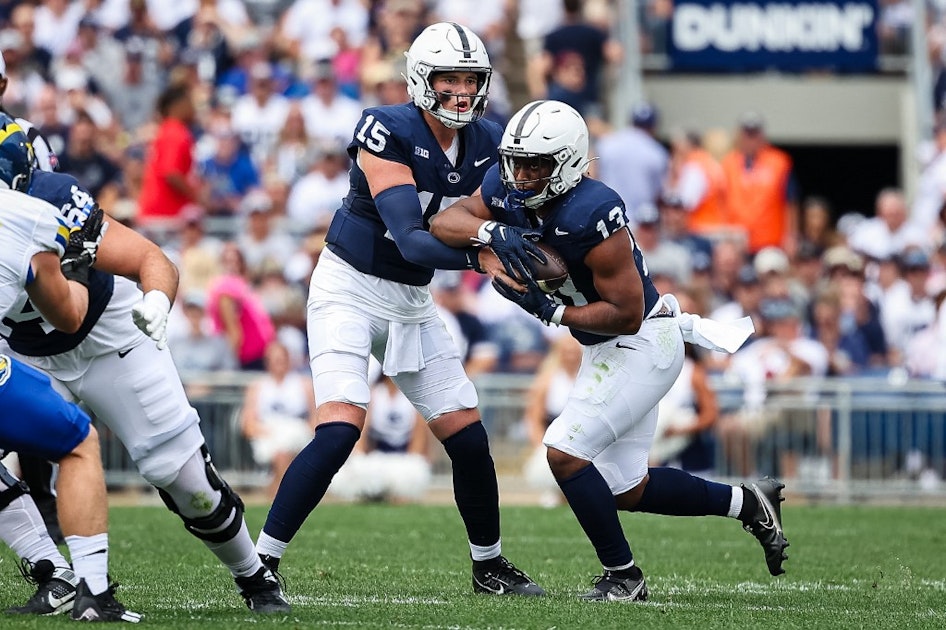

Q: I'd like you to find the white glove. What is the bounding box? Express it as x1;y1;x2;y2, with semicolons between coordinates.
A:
132;290;171;350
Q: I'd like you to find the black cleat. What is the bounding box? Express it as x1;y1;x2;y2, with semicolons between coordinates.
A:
579;568;648;602
235;567;291;614
259;553;280;573
472;556;546;596
70;579;141;623
742;477;790;576
6;559;77;615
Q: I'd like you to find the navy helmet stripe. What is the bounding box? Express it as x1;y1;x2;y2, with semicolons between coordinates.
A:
449;22;472;59
512;100;546;145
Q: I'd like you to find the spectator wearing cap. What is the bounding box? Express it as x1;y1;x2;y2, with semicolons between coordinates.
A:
360;60;408;108
138;82;200;226
667;128;728;236
165;205;224;295
595;101;669;226
753;246;808;314
299;58;362;146
904;279;946;379
719;296;829;476
721;112;797;255
633;200;692;293
198;122;260;216
167;289;239;373
659;190;715;274
880;248;937;365
707;263;764;373
231;60;290;165
810;288;875;376
286;138;351;234
848;188;929;261
104;38;163;131
236;188;299;279
74;14;126;100
822;246;889;369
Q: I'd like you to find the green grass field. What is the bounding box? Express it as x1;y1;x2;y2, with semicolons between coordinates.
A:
0;503;944;629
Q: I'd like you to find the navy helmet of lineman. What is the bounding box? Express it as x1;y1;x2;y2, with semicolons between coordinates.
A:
0;114;34;192
498;100;592;209
404;22;492;129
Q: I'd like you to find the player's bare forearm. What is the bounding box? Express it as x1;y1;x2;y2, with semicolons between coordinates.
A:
94;217;179;303
26;251;89;333
429;196;492;246
558;300;643;336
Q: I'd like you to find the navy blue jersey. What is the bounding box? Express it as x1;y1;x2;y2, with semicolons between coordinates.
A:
0;171;114;356
326;103;503;286
481;166;660;346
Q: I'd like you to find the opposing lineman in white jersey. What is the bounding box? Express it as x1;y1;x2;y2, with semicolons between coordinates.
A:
0;113;290;615
0;120;139;621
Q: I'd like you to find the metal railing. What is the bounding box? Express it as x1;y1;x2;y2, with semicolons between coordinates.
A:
97;372;946;502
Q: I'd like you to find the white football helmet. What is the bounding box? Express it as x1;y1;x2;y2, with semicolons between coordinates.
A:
404;22;492;129
499;100;590;209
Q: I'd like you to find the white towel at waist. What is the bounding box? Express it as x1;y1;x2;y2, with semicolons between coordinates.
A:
382;321;426;376
662;294;755;354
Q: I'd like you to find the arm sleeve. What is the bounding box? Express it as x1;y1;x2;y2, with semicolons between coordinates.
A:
375;184;482;271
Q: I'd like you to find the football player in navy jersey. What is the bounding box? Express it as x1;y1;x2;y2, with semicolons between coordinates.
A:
255;22;545;597
431;100;789;601
0;114;290;615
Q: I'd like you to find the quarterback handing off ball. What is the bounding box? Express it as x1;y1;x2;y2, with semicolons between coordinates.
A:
531;242;568;293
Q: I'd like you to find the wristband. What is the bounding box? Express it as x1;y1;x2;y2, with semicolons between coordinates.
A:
476;221;497;245
549;305;566;326
466;250;483;273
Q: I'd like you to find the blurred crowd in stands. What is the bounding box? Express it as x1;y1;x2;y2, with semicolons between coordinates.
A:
1;0;945;396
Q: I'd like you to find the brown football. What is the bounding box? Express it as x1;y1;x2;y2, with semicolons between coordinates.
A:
532;242;568;293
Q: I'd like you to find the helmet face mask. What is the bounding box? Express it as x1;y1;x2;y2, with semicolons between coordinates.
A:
499;100;590;209
0;115;34;193
405;22;492;129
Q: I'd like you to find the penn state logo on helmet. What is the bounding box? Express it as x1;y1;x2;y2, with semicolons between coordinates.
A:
0;113;34;193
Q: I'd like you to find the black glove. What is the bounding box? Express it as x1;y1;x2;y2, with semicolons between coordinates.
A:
492;276;562;326
482;223;547;281
61;205;108;287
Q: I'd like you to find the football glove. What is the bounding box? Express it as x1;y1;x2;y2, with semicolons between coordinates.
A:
132;290;172;350
492;276;564;326
477;222;547;281
61;206;108;287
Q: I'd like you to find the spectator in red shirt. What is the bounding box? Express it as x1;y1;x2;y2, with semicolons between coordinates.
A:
138;82;200;227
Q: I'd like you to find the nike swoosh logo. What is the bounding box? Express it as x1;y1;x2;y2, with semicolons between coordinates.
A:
118;347;134;358
473;576;505;595
554;227;569;236
615;342;636;351
473;157;491;167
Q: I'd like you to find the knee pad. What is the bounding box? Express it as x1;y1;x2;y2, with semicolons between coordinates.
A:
157;445;245;544
0;462;29;512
